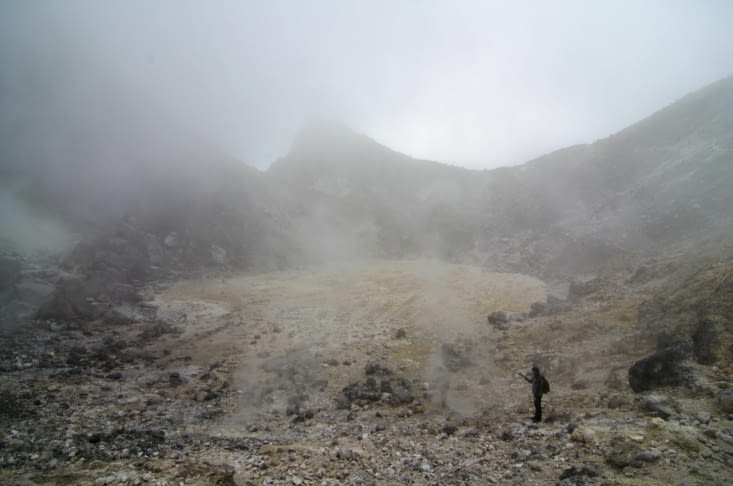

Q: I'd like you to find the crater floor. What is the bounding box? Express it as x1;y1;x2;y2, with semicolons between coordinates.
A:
3;259;732;485
154;259;546;420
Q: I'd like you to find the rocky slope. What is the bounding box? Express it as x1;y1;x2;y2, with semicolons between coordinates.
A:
2;259;733;485
1;76;733;485
266;77;733;275
2;77;732;275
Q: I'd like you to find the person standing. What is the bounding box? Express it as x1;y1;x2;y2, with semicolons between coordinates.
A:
520;366;548;422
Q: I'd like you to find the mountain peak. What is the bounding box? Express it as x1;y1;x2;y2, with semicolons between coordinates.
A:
269;120;425;179
286;120;380;159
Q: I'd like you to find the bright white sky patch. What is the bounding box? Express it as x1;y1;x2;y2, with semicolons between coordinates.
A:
1;0;732;169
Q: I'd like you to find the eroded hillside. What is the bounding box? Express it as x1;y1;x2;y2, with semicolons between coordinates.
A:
2;78;733;485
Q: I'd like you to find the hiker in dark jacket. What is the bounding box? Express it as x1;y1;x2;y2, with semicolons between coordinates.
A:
520;366;547;422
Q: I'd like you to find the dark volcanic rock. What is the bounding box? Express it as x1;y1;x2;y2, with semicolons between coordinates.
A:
558;464;604;485
605;440;643;469
529;296;570;317
715;388;733;413
640;394;676;419
364;362;392;376
529;301;548;317
441;424;458;436
0;390;36;419
627;341;693;392
342;378;381;403
692;316;719;365
440;343;471;371
487;311;509;330
390;386;413;404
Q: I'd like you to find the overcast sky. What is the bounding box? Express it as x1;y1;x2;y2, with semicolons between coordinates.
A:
2;0;733;170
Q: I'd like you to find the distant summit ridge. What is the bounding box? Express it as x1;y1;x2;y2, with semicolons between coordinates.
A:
266;75;733;271
2;75;732;274
278;119;424;170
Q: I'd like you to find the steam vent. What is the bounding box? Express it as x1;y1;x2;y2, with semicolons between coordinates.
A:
2;3;733;484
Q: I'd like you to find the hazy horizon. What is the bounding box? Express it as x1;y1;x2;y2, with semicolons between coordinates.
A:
2;1;733;170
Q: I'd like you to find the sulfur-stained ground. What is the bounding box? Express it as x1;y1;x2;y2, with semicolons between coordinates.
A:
2;259;733;485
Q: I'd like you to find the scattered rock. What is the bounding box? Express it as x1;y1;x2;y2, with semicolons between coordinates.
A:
570;426;598;444
365;362;392;376
388;383;414;405
440;343;471;371
104;305;140;325
487;311;509;330
529;301;548;317
607;395;628;409
606;440;643;469
137;320;180;342
692;317;719;365
634;450;661;463
627;341;693;392
501;424;527;441
568;278;602;301
529;295;570;317
558;464;604;485
441;424;458;436
342;378;382;403
715;388;733;413
640;394;676;419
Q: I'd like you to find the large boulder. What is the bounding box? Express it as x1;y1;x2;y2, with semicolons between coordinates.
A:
715;388;733;414
529;295;570;317
692;317;718;364
628;341;693;392
692;315;732;365
487;311;509;330
342;378;382;403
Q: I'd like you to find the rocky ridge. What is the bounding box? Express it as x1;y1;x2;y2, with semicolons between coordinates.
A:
1;77;733;485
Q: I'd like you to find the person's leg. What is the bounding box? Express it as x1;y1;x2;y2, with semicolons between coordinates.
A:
534;396;542;422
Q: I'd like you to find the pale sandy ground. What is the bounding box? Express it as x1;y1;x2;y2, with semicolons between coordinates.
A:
152;259;547;426
5;259;730;485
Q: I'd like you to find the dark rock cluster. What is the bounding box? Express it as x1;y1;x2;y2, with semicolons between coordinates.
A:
628;341;693;393
341;363;414;407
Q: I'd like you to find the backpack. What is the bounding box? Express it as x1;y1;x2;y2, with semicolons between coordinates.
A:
541;376;550;394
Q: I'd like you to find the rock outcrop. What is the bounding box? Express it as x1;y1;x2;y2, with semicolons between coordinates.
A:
628;341;694;393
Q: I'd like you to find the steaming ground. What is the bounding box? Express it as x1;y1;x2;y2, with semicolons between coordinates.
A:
4;258;733;484
152;259;546;425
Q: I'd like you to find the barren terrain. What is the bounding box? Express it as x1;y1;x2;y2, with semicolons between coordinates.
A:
154;260;545;420
4;259;732;485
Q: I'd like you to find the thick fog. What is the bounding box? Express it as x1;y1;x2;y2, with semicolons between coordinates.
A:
2;0;732;171
4;6;733;480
